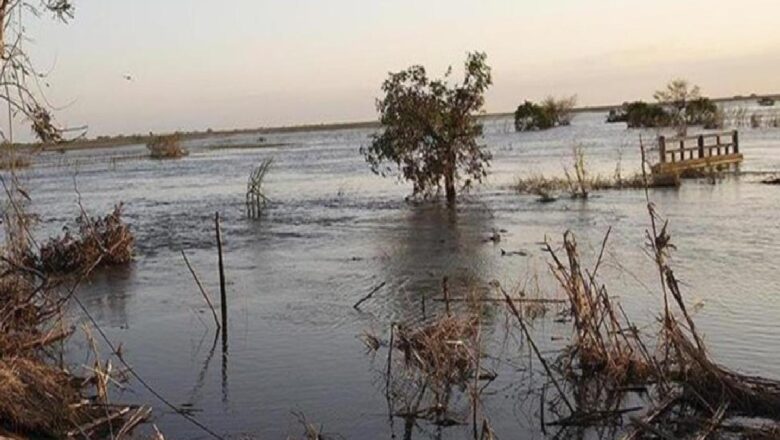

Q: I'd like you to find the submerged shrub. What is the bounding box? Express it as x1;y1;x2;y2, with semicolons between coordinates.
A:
514;101;553;131
514;96;577;131
146;134;188;159
38;204;134;274
686;97;723;128
607;101;671;128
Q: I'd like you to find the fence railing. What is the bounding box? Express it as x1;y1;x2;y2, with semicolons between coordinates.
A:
658;130;739;164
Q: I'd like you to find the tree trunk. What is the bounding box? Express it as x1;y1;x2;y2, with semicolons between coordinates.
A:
444;148;456;205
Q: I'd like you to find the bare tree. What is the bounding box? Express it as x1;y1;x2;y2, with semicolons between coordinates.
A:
0;0;74;143
654;79;701;136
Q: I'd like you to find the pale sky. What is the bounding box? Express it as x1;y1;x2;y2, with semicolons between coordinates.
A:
22;0;780;139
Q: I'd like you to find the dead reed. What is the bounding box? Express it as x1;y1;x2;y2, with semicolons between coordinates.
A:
512;205;780;436
0;176;147;438
246;159;272;219
37;204;134;274
146;134;189;159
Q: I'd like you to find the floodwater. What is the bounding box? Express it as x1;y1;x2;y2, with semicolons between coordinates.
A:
17;104;780;439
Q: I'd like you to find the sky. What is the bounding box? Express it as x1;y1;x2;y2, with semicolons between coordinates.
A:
18;0;780;139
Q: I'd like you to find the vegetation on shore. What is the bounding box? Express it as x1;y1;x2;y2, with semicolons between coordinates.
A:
0;176;147;438
0;149;32;170
361;51;493;204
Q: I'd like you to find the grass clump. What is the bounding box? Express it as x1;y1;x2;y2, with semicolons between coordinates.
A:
514;146;657;201
0;357;84;435
146;134;188;159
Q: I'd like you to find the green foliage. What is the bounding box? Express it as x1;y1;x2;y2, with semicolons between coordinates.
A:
361;52;492;203
514;96;577;132
607;101;672;128
686;97;722;128
514;101;553;131
608;96;722;129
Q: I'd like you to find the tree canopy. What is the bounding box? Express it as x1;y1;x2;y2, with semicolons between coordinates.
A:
361;52;492;204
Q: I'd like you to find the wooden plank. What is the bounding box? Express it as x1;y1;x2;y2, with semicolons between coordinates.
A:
653;153;743;174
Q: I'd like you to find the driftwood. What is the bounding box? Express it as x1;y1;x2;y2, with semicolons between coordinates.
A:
353;281;387;310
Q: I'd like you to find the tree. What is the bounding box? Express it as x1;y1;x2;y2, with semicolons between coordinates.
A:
514;96;577;131
361;52;492;204
654;79;701;136
1;0;74;143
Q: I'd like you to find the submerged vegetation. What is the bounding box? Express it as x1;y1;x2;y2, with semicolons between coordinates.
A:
514;96;577;131
37;204;134;274
513;145;677;201
363;196;780;438
147;134;189;159
608;80;723;131
361;51;493;204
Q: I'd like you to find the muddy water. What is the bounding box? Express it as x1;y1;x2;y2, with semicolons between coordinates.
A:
17;105;780;439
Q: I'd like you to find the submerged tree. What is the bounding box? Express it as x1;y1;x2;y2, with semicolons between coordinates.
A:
514;95;577;131
361;52;492;204
654;79;701;136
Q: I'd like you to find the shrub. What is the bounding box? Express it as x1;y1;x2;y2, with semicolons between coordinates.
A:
514;101;553;131
686;97;722;128
607;101;671;128
146;134;188;159
514;96;577;131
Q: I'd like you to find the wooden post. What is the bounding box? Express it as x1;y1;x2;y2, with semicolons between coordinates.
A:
733;130;739;154
679;139;685;162
697;135;705;158
216;212;227;337
716;135;721;155
658;136;666;163
442;276;450;317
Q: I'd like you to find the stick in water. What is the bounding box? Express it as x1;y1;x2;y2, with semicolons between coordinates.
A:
181;250;221;331
353;281;387;310
215;213;227;339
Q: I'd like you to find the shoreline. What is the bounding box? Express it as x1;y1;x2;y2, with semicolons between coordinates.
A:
13;93;780;153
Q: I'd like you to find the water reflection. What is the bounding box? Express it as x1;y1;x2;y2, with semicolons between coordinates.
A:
376;201;495;324
76;264;134;328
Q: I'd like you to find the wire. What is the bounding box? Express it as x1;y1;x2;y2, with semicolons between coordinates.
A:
70;294;226;440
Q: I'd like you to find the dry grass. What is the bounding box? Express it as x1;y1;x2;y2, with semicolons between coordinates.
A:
146;134;188;159
38;204;134;274
525;204;780;436
0;177;145;438
396;314;480;388
545;230;656;385
514;172;650;200
0;357;83;435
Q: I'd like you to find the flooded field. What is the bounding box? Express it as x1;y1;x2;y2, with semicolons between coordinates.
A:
18;106;780;439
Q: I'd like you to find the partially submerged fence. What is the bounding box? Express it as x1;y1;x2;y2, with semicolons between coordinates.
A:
652;130;743;175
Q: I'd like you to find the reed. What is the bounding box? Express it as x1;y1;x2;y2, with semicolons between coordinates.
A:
246;158;272;219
